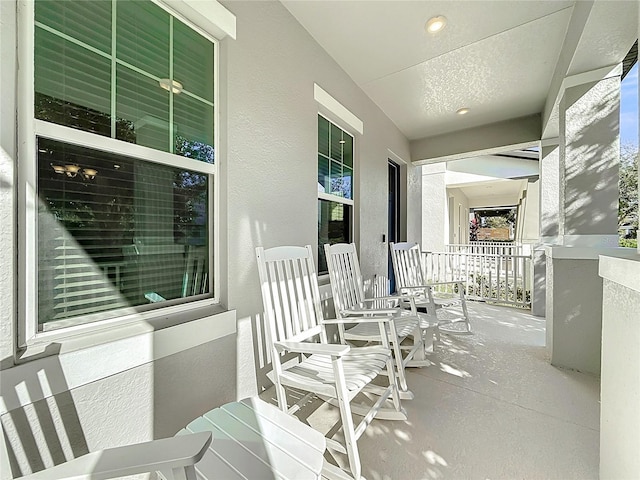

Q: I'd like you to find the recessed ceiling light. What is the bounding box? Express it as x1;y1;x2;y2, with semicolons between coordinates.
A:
456;107;470;115
425;15;447;33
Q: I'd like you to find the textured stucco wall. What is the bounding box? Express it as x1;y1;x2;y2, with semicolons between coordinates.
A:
1;335;236;479
0;0;17;367
1;0;419;476
546;257;602;374
447;188;470;244
600;278;640;479
221;0;416;397
561;78;620;237
421;163;447;252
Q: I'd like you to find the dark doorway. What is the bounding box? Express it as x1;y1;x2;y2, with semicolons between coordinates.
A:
388;161;401;293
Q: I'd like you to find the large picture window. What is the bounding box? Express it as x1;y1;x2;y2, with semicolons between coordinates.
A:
22;0;218;336
317;114;354;273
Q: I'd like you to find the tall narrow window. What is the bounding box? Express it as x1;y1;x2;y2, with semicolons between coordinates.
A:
317;114;354;273
28;0;217;333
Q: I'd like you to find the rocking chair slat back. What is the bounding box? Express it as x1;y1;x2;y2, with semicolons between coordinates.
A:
256;246;326;346
324;243;365;314
391;242;425;289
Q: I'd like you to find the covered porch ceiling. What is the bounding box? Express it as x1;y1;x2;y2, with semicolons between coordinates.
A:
282;0;638;163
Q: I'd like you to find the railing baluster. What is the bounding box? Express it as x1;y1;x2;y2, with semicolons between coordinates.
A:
424;245;532;307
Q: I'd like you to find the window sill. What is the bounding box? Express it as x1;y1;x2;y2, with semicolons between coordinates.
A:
2;306;236;415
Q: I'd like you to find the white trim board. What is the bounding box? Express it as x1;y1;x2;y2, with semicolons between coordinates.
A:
314;84;364;135
155;0;236;40
0;310;236;414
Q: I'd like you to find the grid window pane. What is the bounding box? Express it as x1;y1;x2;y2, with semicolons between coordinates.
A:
174;93;214;163
342;135;353;168
35;28;111;136
173;18;214;103
37;138;210;331
116;0;170;78
317;115;354;201
34;0;215;161
330;123;342;161
318;116;330;157
36;0;112;54
116;65;170;151
330;160;343;197
342;166;353;200
318;155;330;193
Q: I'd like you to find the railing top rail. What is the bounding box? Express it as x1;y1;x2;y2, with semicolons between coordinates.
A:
424;251;532;259
446;242;518;246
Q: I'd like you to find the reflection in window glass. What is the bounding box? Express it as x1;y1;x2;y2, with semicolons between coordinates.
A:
34;0;215;163
317;200;351;274
37;138;210;331
317;114;354;271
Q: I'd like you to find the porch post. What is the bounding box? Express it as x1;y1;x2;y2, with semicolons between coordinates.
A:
533;144;560;318
544;66;629;375
560;73;621;246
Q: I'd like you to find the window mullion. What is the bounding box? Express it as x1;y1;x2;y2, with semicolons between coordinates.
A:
110;0;117;138
169;15;174;154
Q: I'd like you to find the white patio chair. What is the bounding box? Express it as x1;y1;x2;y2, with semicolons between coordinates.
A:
390;241;472;335
20;432;212;480
324;243;437;396
256;245;406;480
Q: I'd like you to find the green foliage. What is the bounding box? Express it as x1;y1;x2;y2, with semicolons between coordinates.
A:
619;238;638;248
619;144;638;241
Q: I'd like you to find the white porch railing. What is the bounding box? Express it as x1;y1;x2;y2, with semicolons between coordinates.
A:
423;247;533;308
445;242;532;256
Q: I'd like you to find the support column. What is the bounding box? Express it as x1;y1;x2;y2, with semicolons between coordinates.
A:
421;163;448;252
545;68;623;375
560;75;621;246
533;144;560;317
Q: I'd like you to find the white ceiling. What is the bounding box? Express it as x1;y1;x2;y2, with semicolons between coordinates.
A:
282;1;638;143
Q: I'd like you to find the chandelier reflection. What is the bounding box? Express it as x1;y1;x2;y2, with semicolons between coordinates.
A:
51;164;98;180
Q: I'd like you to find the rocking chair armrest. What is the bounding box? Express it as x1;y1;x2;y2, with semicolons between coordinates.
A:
341;307;401;316
21;432;212;480
325;315;396;324
274;341;350;357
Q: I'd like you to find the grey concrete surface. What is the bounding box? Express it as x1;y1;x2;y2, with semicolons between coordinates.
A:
264;301;600;480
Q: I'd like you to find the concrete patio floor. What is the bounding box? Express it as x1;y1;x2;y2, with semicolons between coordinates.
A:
267;301;601;480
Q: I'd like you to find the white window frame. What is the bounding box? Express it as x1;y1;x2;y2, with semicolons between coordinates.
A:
317;113;356;208
17;0;223;347
315;84;362;274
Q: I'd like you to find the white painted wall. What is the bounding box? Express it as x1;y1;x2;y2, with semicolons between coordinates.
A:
599;255;640;479
517;180;540;244
222;0;416;397
447;155;539;180
421;163;447;252
447;188;470;244
0;0;420;477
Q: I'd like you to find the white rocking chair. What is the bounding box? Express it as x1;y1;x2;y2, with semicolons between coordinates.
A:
324;243;437;396
256;245;406;480
390;242;472;335
19;432;212;480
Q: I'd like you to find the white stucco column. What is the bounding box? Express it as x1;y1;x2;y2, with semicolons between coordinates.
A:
545;68;624;375
421;163;448;252
533;144;561;317
560;72;621;246
539;144;561;243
